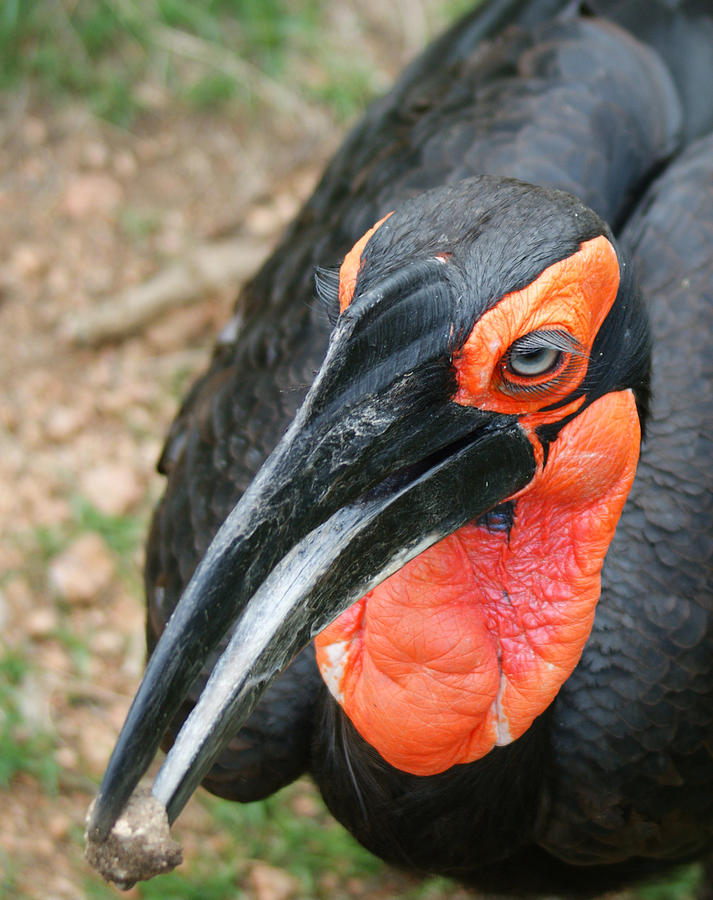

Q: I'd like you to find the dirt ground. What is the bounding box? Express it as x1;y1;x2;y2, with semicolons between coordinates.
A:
0;92;318;897
0;7;698;900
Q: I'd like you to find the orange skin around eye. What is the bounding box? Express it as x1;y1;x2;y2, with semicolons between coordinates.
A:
453;235;620;416
316;228;641;775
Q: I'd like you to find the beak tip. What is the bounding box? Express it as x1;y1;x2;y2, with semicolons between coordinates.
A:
85;794;109;844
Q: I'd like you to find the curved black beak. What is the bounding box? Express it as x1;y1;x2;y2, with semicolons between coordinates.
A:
88;261;536;841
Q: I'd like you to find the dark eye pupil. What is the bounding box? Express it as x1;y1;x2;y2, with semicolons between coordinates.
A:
508;346;561;376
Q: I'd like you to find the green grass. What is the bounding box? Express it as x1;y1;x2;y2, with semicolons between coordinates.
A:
76;782;385;899
41;496;146;659
79;783;469;899
14;495;145;575
0;849;20;898
0;0;478;125
204;786;382;886
83;868;241;900
637;864;704;900
303;52;380;123
119;206;164;240
0;0;342;124
0;644;60;793
6;493;147;638
6;496;147;676
69;495;145;565
77;778;706;900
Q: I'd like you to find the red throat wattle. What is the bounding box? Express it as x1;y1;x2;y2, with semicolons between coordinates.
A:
315;227;641;776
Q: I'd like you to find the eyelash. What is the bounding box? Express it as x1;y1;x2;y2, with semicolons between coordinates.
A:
500;330;586;387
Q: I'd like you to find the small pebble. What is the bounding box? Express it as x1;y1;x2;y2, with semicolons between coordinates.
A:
248;861;299;900
80;462;143;516
48;533;116;605
62;173;123;220
85;788;183;890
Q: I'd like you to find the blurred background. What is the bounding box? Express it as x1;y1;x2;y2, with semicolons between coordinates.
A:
0;2;704;898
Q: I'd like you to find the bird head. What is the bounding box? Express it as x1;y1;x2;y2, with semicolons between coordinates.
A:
88;176;650;838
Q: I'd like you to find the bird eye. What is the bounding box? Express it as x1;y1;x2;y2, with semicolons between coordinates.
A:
505;333;568;378
507;346;561;376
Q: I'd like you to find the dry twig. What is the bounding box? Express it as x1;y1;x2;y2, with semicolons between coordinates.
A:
63;237;268;345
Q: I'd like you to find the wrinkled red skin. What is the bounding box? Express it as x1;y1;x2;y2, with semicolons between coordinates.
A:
316;232;640;776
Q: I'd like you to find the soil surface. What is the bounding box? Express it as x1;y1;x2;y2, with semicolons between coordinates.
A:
0;92;327;899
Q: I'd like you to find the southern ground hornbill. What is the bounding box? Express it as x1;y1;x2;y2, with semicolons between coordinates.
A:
87;0;713;894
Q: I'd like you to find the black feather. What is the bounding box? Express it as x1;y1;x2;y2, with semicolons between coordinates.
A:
314;266;341;325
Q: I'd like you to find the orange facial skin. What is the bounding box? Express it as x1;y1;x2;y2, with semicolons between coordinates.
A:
316;231;641;776
454;235;620;416
338;213;392;312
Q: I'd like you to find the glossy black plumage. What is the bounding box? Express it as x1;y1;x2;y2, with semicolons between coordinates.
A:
142;0;713;893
